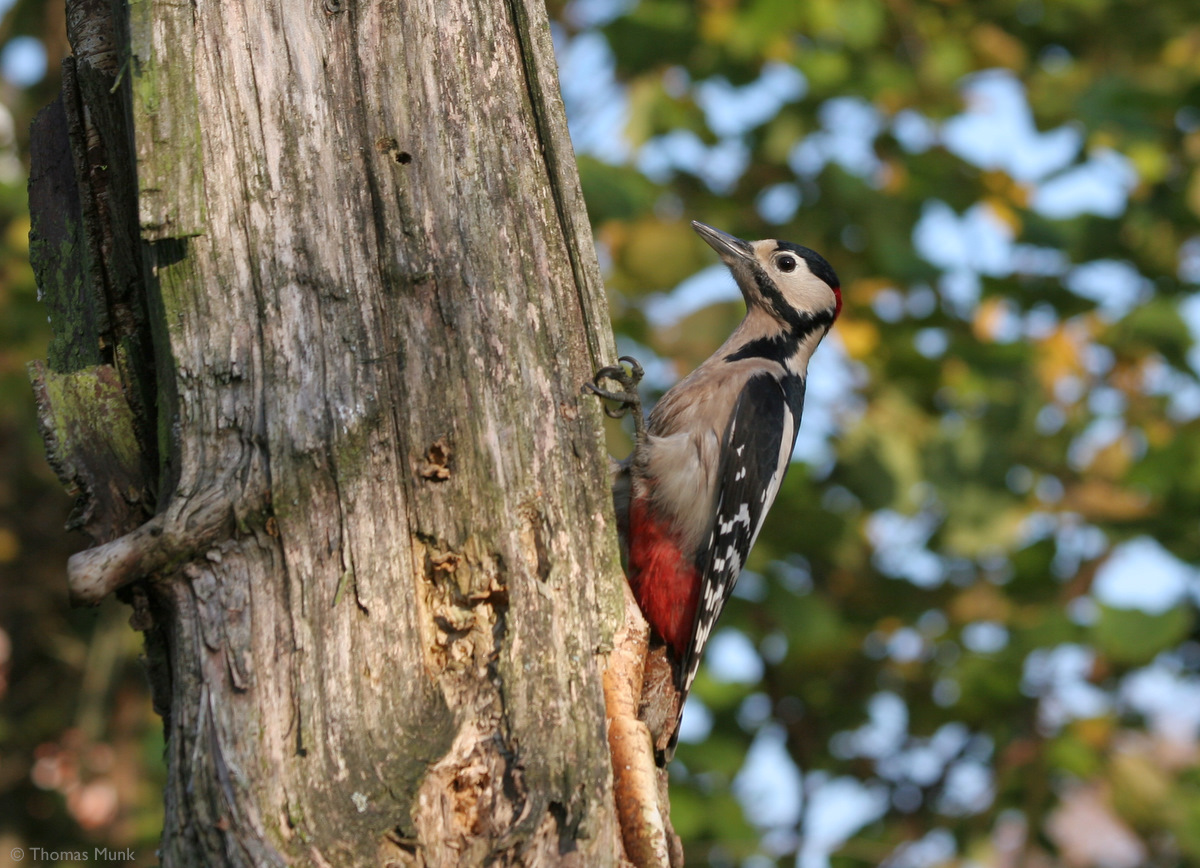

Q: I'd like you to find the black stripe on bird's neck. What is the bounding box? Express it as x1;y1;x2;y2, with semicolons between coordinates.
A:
723;311;834;364
725;265;836;365
725;332;799;364
749;263;836;337
781;372;806;424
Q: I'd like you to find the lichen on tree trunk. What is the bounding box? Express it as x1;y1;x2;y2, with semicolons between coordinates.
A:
29;0;634;864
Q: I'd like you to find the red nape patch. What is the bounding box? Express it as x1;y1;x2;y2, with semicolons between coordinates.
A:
626;496;700;660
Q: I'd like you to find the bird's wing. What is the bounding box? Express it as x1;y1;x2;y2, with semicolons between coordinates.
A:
677;372;805;698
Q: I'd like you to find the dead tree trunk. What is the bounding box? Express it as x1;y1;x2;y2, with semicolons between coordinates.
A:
28;0;631;864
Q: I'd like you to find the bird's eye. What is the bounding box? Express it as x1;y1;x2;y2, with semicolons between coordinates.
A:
777;255;797;273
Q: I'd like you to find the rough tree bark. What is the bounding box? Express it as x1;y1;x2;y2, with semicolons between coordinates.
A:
27;0;647;864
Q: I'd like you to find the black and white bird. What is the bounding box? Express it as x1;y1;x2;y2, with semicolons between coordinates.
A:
588;220;841;737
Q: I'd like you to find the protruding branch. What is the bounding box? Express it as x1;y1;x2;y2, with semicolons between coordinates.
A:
30;361;246;606
68;495;235;606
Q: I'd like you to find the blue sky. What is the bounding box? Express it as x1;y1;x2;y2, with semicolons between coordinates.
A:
0;0;45;89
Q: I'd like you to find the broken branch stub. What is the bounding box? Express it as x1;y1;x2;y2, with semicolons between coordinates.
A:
29;362;150;548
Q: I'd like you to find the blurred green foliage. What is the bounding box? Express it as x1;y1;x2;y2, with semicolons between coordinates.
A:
0;2;163;865
552;0;1200;864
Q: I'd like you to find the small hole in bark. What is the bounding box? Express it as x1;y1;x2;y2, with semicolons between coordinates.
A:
374;137;412;165
417;439;452;481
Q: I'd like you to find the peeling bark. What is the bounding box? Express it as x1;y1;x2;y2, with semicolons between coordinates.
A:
603;585;682;868
29;0;635;864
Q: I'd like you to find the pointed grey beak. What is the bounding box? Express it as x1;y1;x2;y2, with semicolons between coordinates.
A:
692;220;753;261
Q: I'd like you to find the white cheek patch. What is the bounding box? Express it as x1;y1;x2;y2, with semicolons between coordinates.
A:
753;244;836;315
779;271;836;314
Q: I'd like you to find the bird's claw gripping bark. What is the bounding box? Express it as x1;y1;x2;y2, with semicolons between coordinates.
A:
584;355;646;440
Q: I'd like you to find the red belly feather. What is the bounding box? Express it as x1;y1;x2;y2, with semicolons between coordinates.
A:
626;494;699;660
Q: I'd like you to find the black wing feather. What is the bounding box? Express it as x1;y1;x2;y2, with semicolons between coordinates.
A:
676;373;805;699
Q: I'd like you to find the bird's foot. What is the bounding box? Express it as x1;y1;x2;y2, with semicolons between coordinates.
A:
583;356;646;439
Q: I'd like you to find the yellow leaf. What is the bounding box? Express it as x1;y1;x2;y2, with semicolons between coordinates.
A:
1127;142;1170;185
1163;28;1200;72
984;171;1032;210
624;79;665;148
847;277;895;301
801;49;851;89
1036;326;1086;393
1061;481;1154;521
836;316;879;360
5;216;30;254
879;159;908;194
763;114;806;164
875;615;904;634
982;172;1031;209
1088;436;1133;481
970;23;1028;70
1071;717;1114;749
1110;750;1172;821
763;37;793;63
0;527;18;564
1141;416;1175;448
941;358;969;387
700;8;735;42
597;220;629;252
983;198;1023;234
621;219;705;291
972;297;1008;342
949;582;1013;624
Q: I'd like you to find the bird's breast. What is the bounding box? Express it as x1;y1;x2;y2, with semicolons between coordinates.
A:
637;426;722;555
626;494;701;659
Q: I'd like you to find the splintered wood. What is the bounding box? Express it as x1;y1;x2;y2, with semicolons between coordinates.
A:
604;584;683;867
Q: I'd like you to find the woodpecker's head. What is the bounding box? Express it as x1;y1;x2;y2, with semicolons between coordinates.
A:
692;220;842;328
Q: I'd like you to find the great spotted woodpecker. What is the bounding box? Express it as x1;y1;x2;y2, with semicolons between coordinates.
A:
588;220;841;734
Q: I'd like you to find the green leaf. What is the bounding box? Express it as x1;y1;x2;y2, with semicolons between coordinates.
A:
1091;604;1194;666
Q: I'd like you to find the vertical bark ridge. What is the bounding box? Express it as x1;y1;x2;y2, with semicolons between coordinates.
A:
107;0;627;864
504;0;616;371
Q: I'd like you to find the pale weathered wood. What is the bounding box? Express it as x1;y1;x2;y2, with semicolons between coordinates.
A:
604;584;681;868
30;0;633;864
